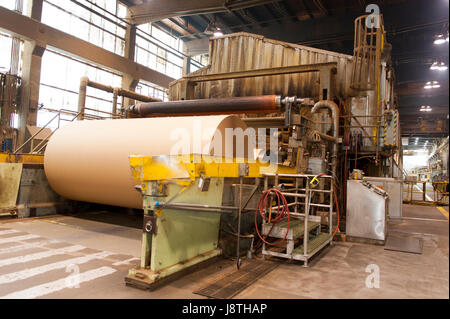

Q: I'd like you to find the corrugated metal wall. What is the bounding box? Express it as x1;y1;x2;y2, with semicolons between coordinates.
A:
169;33;354;100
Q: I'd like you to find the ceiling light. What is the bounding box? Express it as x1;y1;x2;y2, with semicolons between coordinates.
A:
430;61;448;71
420;105;432;112
213;28;223;37
424;81;440;89
434;34;447;45
204;20;223;37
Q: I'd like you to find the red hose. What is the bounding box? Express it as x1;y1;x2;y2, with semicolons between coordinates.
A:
254;188;290;246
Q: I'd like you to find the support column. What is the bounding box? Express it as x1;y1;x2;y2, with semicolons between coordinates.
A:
124;23;136;62
18;42;45;147
17;0;44;149
122;75;139;113
182;56;191;76
121;12;139;111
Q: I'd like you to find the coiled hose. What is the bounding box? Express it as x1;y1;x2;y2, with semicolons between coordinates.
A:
255;183;340;248
254;188;290;246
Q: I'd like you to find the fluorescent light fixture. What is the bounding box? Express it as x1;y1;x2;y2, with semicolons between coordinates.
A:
424;81;440;89
430;61;448;71
205;20;224;37
419;105;432;112
434;34;446;45
213;28;223;37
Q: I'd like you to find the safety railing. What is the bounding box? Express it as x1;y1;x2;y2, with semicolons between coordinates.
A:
13;106;118;154
403;180;449;206
260;173;335;265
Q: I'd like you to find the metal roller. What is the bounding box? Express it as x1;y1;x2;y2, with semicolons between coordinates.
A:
128;95;281;117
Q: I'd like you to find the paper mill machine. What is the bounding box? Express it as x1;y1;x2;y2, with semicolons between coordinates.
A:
45;95;340;289
42;14;402;290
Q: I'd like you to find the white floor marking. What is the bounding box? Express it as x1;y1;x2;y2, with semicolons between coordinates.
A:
413;185;433;201
0;266;117;299
0;239;60;255
0;230;20;236
112;257;139;266
0;234;41;244
0;245;85;268
0;251;113;284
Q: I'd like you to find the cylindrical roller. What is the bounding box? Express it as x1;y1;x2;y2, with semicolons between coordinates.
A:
128;95;281;117
44;115;252;209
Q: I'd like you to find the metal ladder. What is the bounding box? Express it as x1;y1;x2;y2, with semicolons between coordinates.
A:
261;173;334;266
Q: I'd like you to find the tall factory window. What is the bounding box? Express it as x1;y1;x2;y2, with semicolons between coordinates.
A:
136;81;168;102
0;0;29;13
190;53;209;73
135;23;203;79
0;0;17;10
0;32;13;73
41;0;126;56
38;50;122;129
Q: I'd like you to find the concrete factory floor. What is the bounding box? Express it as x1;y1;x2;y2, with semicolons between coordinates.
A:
0;204;448;299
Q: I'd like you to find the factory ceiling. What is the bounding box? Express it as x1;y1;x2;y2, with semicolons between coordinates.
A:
119;0;449;140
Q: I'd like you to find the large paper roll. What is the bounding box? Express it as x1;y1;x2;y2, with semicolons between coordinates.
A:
44;115;252;209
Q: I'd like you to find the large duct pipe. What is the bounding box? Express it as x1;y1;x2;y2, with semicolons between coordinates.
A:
311;100;340;177
128;95;281;117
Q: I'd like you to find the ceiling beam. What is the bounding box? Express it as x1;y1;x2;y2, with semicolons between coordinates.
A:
154;20;184;39
167;17;202;39
312;0;329;17
237;8;264;27
263;4;282;24
128;0;284;25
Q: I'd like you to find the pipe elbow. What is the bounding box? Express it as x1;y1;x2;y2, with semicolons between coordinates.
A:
311;100;339;118
311;100;339;138
80;76;89;86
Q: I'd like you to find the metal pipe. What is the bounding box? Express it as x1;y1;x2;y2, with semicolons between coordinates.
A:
311;100;340;178
86;79;161;103
159;202;237;211
112;88;119;115
309;130;339;143
264;173;333;178
77;76;88;121
128;95;281;117
280;192;307;198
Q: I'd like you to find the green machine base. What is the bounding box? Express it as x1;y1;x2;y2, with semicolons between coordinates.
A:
126;177;225;289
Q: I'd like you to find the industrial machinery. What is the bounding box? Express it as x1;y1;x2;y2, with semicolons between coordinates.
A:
1;15;406;289
123;154;336;288
346;179;389;244
364;176;402;219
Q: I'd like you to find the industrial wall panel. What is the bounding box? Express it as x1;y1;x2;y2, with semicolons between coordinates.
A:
169;33;354;100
